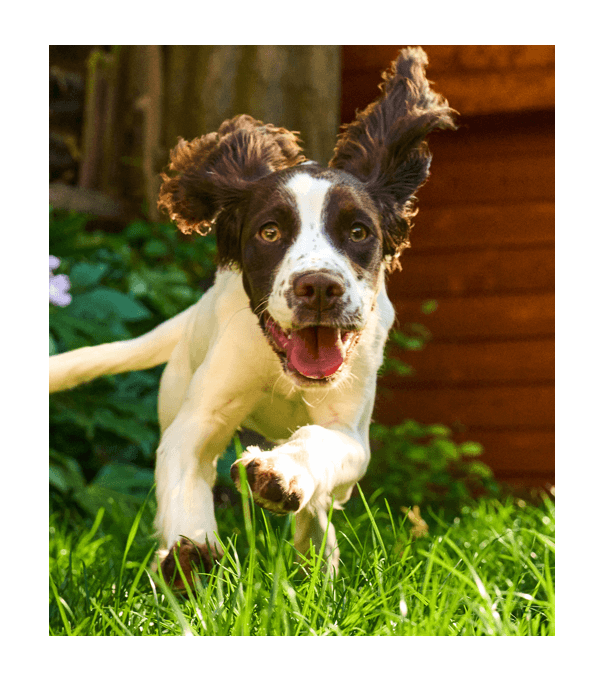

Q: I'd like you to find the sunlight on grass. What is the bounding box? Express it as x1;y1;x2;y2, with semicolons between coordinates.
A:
49;486;554;636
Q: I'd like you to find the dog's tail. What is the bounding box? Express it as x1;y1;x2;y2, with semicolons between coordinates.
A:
49;304;196;393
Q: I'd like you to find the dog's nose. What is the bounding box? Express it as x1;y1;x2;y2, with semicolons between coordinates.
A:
292;272;345;311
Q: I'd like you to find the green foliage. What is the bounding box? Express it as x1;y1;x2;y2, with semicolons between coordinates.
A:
378;326;431;377
366;419;499;515
49;208;216;352
49;207;217;491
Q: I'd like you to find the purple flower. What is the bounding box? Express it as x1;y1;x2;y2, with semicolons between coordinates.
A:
49;255;72;306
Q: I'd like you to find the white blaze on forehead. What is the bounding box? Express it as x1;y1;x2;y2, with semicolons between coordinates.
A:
285;173;333;230
284;173;339;270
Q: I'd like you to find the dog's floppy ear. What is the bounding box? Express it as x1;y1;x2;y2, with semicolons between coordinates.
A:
329;47;456;268
158;115;306;265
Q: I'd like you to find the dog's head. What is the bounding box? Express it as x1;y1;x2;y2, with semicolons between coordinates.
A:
158;47;455;385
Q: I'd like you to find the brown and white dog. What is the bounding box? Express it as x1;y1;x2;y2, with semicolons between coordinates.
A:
49;47;455;588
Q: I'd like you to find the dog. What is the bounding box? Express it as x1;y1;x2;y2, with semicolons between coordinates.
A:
49;47;455;589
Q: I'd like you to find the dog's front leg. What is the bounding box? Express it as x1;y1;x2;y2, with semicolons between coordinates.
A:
231;421;371;574
155;358;264;589
154;413;229;588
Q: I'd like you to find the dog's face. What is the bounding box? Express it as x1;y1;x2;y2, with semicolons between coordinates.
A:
238;165;384;383
158;48;456;385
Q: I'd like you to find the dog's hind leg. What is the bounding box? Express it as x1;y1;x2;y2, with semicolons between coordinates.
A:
49;303;196;393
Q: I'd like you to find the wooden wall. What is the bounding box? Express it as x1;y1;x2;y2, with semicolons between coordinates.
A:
341;46;555;488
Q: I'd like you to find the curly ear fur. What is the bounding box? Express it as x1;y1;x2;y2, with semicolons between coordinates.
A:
158;51;453;270
329;47;457;268
158;115;306;266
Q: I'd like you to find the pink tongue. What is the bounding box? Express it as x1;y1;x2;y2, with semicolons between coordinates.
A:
286;327;344;379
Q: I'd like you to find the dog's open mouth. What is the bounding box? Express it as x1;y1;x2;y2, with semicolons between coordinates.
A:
263;314;359;381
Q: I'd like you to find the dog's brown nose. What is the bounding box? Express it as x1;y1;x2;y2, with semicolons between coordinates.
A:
292;272;345;311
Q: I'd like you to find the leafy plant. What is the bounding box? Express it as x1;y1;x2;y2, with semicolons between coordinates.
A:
366;418;498;515
49;207;217;500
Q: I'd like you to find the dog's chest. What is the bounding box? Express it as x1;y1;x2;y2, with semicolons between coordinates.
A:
242;388;312;442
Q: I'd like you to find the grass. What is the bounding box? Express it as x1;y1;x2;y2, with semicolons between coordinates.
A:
49;478;555;636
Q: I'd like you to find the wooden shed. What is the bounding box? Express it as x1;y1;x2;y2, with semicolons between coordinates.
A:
341;46;555;489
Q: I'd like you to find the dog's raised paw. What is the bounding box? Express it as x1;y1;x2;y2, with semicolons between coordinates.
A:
159;538;222;592
230;447;310;514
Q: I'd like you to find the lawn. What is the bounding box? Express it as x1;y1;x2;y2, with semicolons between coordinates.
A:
49;482;554;636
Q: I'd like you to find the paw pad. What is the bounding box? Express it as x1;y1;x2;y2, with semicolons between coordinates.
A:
231;456;302;514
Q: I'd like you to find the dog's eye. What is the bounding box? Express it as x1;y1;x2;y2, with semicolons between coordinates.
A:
350;224;368;242
259;223;281;243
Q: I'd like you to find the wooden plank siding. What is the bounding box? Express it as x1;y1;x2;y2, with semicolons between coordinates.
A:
341;46;555;488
